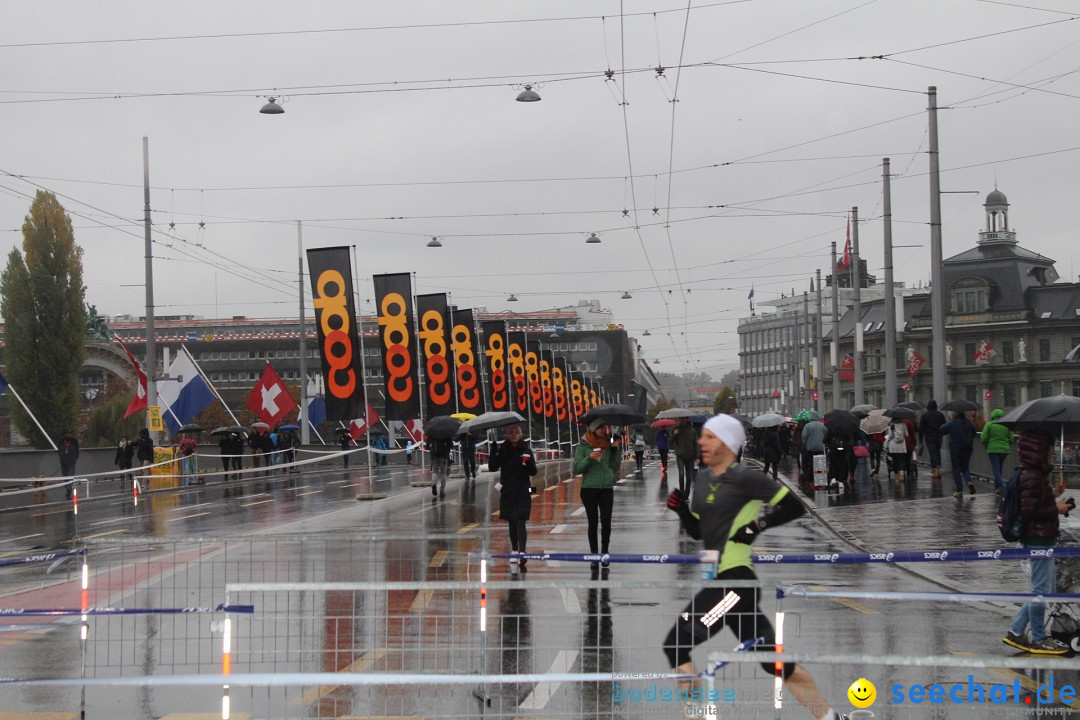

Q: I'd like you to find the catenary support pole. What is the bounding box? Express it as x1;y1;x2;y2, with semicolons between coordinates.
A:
883;159;898;407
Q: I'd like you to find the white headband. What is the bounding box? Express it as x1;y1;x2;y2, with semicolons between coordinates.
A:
703;414;745;455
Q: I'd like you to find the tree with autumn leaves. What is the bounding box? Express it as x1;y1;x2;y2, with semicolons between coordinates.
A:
0;191;87;448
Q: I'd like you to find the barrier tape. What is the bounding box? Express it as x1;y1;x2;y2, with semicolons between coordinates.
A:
0;548;86;568
0;604;254;617
779;586;1080;603
471;546;1080;565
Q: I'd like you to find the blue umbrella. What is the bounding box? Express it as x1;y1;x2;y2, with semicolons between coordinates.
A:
278;424;300;432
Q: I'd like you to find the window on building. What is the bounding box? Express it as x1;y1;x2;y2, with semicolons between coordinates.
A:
1003;383;1017;408
952;287;987;313
1073;382;1080;399
896;348;906;372
1039;338;1051;362
965;384;979;403
229;373;238;381
964;343;976;366
1040;381;1053;398
211;352;220;360
1002;341;1014;364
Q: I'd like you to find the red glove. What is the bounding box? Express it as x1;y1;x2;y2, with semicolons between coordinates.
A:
667;489;688;511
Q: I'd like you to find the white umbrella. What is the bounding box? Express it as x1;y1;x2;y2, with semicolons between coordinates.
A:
752;413;787;428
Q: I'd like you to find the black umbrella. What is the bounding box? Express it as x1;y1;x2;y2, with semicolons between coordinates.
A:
822;410;860;436
333;426;353;435
210;425;247;436
728;413;753;430
850;403;878;415
883;406;918;421
895;400;925;412
457;411;526;435
425;415;463;440
940;399;980;414
178;423;204;433
578;404;645;427
996;395;1080;432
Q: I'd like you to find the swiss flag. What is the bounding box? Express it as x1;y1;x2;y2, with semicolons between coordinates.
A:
246;364;298;426
348;401;381;440
115;336;148;419
403;419;424;444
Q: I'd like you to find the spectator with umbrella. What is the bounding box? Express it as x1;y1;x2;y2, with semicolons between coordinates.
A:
823;411;859;488
672;417;699;495
800;417;827;487
860;410;891;477
652;419;673;480
489;423;537;569
424;415;462;499
918;400;947;480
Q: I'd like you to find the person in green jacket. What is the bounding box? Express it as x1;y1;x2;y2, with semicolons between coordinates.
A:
981;408;1016;494
573;418;622;567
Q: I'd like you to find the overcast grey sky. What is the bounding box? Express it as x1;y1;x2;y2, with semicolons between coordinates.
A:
1;1;1077;378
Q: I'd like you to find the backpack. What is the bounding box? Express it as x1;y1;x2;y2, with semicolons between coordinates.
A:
997;467;1024;542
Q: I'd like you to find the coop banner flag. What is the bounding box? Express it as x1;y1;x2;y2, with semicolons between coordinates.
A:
416;293;455;418
307;247;365;421
552;357;570;423
481;321;510;412
451;309;484;413
374;273;421;421
506;332;529;414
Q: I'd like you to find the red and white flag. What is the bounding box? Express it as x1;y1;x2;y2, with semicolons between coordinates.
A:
901;382;913;391
907;350;926;377
246;363;298;426
839;354;855;382
403;419;424;444
348;401;381;440
973;341;998;365
115;336;148;419
985;390;993;399
837;219;852;271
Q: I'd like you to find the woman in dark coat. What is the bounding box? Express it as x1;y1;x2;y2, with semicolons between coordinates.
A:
489;424;538;570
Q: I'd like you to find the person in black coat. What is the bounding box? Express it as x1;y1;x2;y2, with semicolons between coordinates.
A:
459;431;478;480
489;424;538;569
114;435;135;482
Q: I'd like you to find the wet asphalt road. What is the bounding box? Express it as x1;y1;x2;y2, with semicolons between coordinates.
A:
0;454;1075;719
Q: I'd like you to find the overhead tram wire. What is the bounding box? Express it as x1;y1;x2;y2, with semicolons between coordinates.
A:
616;0;687;372
0;171;298;299
0;1;755;49
661;0;695;359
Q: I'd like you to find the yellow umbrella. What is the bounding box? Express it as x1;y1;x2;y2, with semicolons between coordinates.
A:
451;412;478;421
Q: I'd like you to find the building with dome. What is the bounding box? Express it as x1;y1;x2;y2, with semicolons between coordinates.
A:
821;187;1080;413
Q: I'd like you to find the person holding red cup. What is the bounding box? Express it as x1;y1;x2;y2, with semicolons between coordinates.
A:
489;424;538;569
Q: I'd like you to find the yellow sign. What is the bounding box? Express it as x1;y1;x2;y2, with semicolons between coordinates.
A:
148;406;164;432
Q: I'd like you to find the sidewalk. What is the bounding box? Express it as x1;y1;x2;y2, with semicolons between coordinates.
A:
769;460;1080;597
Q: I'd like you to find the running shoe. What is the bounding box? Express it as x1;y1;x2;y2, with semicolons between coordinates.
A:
431;483;437;496
953;491;963;499
968;481;976;495
1025;637;1070;655
1002;630;1030;651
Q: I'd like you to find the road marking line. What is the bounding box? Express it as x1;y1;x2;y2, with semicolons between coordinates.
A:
340;482;370;489
429;550;448;568
165;512;211;523
550;524;568;534
0;713;82;720
297;490;320;496
518;649;579;710
458;523;477;534
562;477;575;484
544;484;558;492
0;533;43;544
240;499;275;508
409;589;434;613
296;647;388;705
158;713;253;719
80;530;126;540
570;507;585;517
560;588;580;615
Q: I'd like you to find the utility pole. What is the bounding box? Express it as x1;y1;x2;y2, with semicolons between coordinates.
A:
851;207;864;406
928;87;946;403
830;243;841;411
882;159;898;407
802;291;810;411
298;221;309;445
815;269;824;415
142;137;157;444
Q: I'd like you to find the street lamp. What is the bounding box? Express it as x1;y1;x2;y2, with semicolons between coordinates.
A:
516;85;541;102
259;97;285;115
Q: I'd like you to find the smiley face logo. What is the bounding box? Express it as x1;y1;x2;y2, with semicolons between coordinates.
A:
847;678;876;708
